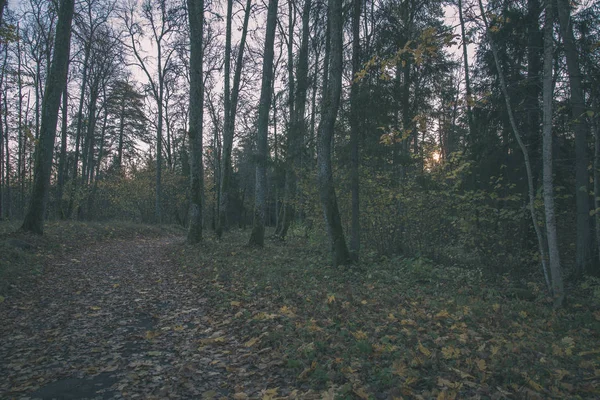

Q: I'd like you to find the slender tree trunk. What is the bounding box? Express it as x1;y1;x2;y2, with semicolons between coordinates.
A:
542;1;564;307
0;0;6;26
67;43;91;218
218;0;252;237
117;95;125;172
279;0;311;240
477;0;551;290
56;84;68;218
156;49;164;223
349;0;361;260
0;46;5;219
317;0;350;266
3;88;9;219
594;97;600;266
249;0;278;247
525;0;543;173
21;0;74;234
16;30;24;215
87;105;108;220
187;0;204;243
457;0;474;138
556;0;593;275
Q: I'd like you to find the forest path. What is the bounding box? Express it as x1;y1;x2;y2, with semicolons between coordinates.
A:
0;235;283;399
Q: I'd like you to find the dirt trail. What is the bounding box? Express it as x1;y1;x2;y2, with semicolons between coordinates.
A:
0;236;281;399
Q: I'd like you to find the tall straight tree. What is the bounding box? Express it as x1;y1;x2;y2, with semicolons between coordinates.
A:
187;0;204;243
21;0;74;234
217;0;252;238
556;0;593;275
542;0;563;306
278;0;312;240
249;0;278;247
317;0;350;266
349;0;361;260
457;0;473;138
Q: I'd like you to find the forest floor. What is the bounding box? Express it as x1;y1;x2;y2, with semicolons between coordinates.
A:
0;223;599;399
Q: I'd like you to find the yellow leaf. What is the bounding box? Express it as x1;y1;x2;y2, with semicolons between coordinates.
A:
442;346;460;359
113;283;120;288
492;304;500;312
327;295;335;304
280;305;296;317
392;361;407;377
0;296;4;303
435;310;450;319
418;342;432;357
388;313;397;321
202;390;218;399
233;393;248;400
522;373;544;392
476;358;486;372
491;345;500;357
519;311;528;318
230;301;241;307
245;337;259;347
352;330;368;340
90;306;101;311
361;300;368;305
174;325;185;331
353;387;370;399
261;388;278;400
145;330;159;340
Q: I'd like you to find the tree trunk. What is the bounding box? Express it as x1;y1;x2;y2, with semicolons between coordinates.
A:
594;97;600;266
279;0;311;240
317;0;350;266
542;0;564;307
249;0;278;247
217;0;252;237
477;0;551;290
525;0;543;173
556;0;593;275
21;0;74;234
56;84;68;218
117;94;125;172
187;0;205;244
457;0;474;139
349;0;361;260
2;86;9;219
67;43;91;218
0;0;6;26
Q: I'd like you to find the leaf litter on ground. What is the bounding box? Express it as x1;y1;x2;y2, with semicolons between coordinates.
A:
0;224;599;399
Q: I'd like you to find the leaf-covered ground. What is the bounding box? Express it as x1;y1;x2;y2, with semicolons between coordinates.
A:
1;225;600;399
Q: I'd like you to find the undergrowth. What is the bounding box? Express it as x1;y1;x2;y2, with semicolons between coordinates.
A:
173;229;600;399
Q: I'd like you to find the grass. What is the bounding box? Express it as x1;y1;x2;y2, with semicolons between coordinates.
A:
172;227;600;399
0;220;184;296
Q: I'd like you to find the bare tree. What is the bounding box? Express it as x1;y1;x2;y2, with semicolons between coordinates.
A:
217;0;252;237
249;0;279;247
186;0;204;243
21;0;74;234
542;0;564;306
317;0;350;266
121;0;183;223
